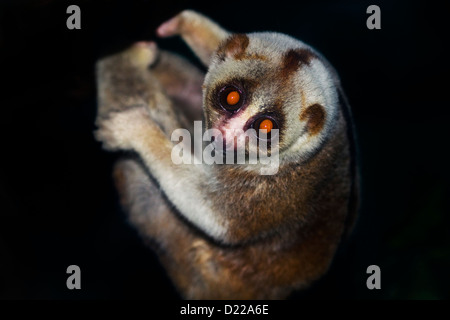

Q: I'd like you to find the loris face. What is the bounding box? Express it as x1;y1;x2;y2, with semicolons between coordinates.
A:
203;32;339;163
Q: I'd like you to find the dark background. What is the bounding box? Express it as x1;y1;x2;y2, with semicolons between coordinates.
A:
0;0;448;299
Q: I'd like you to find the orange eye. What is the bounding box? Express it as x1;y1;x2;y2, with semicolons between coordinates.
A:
252;116;279;140
259;119;273;133
226;91;240;106
219;85;245;112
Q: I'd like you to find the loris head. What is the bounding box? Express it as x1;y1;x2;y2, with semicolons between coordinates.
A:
203;32;340;164
157;10;341;166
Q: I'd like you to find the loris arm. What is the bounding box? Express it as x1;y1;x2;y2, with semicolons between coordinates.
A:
157;10;229;66
96;12;277;245
96;106;228;241
95;17;232;241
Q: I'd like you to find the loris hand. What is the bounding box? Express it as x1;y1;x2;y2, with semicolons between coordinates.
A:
95;106;154;151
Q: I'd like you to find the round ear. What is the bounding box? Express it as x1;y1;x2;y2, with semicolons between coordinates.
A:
216;34;249;61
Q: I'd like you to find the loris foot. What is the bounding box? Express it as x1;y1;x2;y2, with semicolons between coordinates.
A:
126;41;159;70
95;106;153;151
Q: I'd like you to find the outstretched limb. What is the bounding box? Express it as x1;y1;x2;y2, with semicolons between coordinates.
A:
157;10;229;66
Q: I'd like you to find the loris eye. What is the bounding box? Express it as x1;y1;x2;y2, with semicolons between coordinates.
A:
219;85;245;112
252;116;279;139
258;119;273;133
226;91;240;106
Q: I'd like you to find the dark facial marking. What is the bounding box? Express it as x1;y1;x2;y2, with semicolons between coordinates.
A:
280;48;316;80
300;103;326;136
217;34;250;61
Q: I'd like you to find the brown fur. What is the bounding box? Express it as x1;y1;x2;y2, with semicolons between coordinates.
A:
280;48;315;80
217;34;249;60
217;34;268;62
112;105;351;299
176;12;227;65
300;103;326;136
96;10;358;300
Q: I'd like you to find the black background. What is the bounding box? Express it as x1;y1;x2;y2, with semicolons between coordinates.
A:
0;0;448;299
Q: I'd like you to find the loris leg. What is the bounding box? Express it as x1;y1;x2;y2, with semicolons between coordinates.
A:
97;41;205;134
113;157;189;249
113;158;229;299
96;42;185;137
113;158;286;299
96;41;159;118
157;10;229;66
